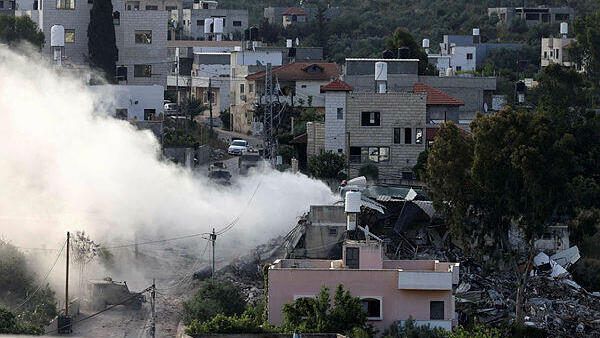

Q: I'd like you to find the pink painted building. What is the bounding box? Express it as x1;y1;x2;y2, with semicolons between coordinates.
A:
267;240;459;332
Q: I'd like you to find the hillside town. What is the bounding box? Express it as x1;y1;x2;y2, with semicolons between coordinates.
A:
1;0;600;337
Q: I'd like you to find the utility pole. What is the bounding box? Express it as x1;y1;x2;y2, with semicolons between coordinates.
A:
210;228;216;281
65;231;70;317
262;63;274;163
151;279;156;338
175;47;180;127
209;78;213;137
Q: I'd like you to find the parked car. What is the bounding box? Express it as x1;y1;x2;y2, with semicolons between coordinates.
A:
228;139;249;155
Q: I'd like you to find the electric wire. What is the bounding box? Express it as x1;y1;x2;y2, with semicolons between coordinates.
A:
14;240;66;310
155;240;211;291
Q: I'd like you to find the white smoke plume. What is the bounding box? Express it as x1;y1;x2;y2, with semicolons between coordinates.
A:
0;47;335;269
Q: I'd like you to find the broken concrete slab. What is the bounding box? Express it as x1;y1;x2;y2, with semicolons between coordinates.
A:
550;246;580;269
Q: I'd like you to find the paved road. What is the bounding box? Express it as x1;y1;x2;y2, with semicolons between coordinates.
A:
212;127;263;149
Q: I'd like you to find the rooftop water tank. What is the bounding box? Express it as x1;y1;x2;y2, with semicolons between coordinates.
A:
204;18;213;34
345;191;361;213
422;39;430;48
473;28;480;36
374;61;387;81
50;25;65;47
560;22;568;35
286;39;292;48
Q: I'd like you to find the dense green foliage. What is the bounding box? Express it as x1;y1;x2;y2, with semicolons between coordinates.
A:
0;307;42;335
0;241;58;334
88;0;118;82
215;0;600;64
386;28;436;75
220;109;231;130
382;318;501;338
281;284;367;334
413;150;429;181
0;15;44;49
308;152;346;180
186;305;271;336
568;209;600;291
181;281;247;326
358;162;379;181
571;12;600;101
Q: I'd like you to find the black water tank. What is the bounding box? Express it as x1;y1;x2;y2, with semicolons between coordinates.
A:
382;49;394;59
516;81;526;92
398;47;410;59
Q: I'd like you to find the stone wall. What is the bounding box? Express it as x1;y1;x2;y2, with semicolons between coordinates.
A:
346;92;426;180
306;121;325;160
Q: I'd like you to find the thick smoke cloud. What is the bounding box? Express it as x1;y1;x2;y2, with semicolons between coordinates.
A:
0;47;335;255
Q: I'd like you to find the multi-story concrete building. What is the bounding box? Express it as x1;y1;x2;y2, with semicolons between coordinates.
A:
23;0;169;86
427;32;522;73
541;37;576;69
268;239;460;332
488;6;574;26
229;49;283;134
263;6;340;26
89;84;165;120
0;0;16;15
343;58;496;124
179;1;248;41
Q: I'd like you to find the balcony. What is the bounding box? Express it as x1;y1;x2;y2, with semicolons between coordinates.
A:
397;271;452;290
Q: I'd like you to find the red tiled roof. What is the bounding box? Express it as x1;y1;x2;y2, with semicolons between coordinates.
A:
413;83;464;106
282;7;307;15
320;79;353;92
246;62;340;82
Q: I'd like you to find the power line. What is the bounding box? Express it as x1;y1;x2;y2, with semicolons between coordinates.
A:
14;240;67;310
156;240;210;291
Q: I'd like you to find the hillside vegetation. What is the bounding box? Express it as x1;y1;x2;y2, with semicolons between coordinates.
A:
217;0;600;63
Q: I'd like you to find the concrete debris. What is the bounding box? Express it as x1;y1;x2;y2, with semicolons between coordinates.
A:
550;246;580;269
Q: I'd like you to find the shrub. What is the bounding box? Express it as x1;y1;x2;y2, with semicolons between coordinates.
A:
185;306;271;337
0;307;42;335
181;281;246;325
358;162;379;181
308;152;346;180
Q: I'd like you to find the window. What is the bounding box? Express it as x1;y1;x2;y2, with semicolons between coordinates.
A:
328;228;337;236
337;108;343;120
402;172;413;180
145;5;157;10
240;83;245;93
415;128;423;144
197;19;204;26
135;30;152;44
134;64;152;77
525;13;539;20
64;29;75;43
233;20;242;26
361;112;380;126
113;11;120;25
345;247;359;269
393;128;401;144
350;147;361;163
165;5;176;10
455;66;462;71
404;128;412;144
144;109;156;120
292;14;298;22
466;53;473;60
126;1;139;10
550;51;554;57
368;147;389;163
555;13;569;21
544;51;548;59
361;298;382;320
301;84;307;88
430;301;444;320
555;48;559;59
249;83;254;93
115;109;128;120
56;0;74;9
116;66;127;81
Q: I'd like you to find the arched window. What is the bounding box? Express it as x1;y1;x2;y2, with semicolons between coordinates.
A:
361;297;382;320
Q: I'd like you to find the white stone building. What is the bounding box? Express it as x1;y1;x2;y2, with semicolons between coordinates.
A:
90;84;165;120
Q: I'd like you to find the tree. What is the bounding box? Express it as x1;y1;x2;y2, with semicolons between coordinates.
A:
0;15;44;49
413;149;428;181
282;285;367;334
531;64;588;114
308;152;346;180
572;12;600;102
70;231;99;291
0;307;41;335
220;109;231;131
358;162;379;181
88;0;118;82
386;27;436;75
426;123;474;246
181;281;246;325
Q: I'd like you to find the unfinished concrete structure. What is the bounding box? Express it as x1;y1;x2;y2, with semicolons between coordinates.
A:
488;6;574;26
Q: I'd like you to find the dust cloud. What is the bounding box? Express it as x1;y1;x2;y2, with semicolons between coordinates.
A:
0;47;335;278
